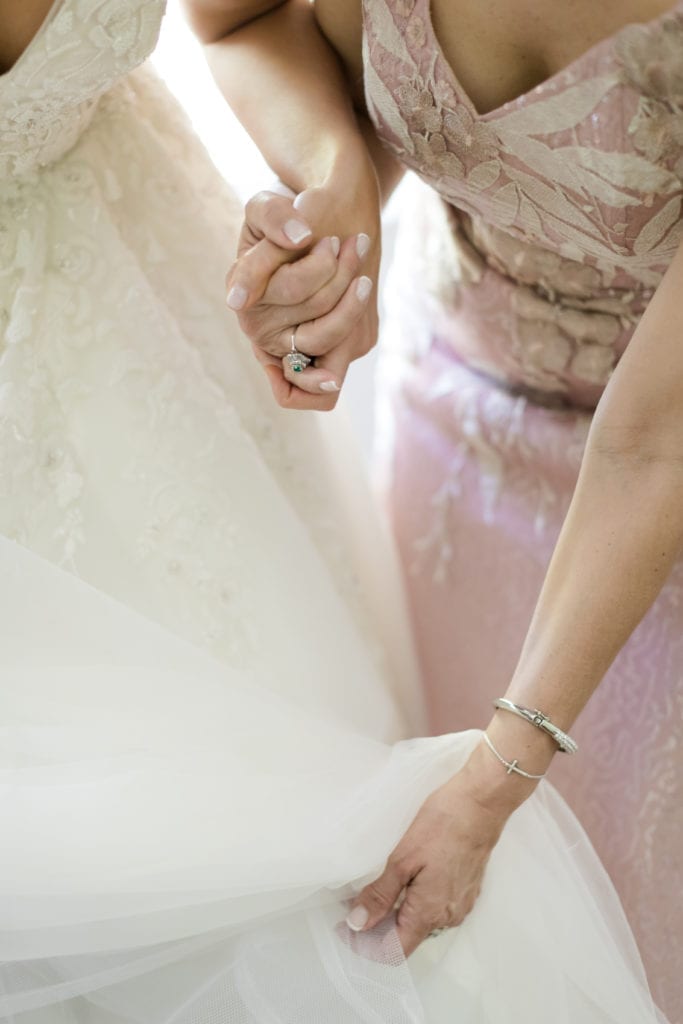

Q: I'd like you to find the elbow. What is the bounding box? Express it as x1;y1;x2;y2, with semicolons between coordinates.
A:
589;421;683;472
181;0;288;44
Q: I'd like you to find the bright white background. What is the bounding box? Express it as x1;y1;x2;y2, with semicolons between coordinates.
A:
151;1;394;444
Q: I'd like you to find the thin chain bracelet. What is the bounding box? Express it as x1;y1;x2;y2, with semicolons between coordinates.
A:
482;732;547;780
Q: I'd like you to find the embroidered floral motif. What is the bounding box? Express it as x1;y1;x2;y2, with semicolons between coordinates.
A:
394;0;415;17
395;73;499;181
363;0;683;401
442;107;498;165
0;0;165;177
616;18;683;107
405;14;426;48
627;100;683;179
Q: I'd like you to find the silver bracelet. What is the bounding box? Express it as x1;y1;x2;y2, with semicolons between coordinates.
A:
494;698;579;754
482;733;546;780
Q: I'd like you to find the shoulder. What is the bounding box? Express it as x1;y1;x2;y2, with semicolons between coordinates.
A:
0;0;55;74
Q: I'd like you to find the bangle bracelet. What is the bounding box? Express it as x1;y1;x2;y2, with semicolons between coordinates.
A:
482;733;546;780
493;698;579;754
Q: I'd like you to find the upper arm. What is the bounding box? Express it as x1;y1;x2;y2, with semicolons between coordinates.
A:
0;0;55;74
313;0;365;109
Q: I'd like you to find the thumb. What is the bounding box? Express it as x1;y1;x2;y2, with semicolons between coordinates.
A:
346;857;411;933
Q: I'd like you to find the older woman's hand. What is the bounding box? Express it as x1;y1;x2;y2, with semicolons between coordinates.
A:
226;175;382;410
345;734;547;956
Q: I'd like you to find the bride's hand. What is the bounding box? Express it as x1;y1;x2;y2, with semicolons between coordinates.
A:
226;172;381;410
345;739;540;957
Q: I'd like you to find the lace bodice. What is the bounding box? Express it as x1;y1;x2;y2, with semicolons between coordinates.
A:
0;0;165;178
363;0;683;407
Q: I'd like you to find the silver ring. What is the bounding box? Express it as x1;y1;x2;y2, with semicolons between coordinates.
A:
428;927;450;939
285;326;312;374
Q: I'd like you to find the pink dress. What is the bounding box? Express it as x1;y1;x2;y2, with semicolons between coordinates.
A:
363;0;683;1017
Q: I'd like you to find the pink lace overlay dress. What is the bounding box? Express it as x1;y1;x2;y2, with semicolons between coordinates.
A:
364;0;683;1016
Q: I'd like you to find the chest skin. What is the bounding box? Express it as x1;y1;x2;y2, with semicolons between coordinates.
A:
0;0;56;74
315;0;678;115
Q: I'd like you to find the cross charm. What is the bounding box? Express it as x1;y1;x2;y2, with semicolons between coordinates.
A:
506;760;519;775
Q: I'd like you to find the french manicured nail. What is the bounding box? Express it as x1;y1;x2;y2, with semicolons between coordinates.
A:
312;236;338;257
284;219;313;244
331;236;341;257
320;381;340;393
226;284;248;310
346;905;369;932
356;276;373;302
356;233;371;259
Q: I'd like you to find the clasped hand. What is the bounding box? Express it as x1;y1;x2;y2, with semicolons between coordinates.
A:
225;185;380;409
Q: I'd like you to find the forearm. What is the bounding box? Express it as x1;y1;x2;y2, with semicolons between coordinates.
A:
508;447;683;719
470;240;683;812
184;0;368;194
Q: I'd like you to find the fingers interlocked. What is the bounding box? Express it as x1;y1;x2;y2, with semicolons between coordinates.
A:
226;188;377;404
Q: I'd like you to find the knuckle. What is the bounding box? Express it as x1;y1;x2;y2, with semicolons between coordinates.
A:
400;902;428;931
362;882;392;912
278;277;309;306
388;853;415;881
312;320;349;351
313;277;349;314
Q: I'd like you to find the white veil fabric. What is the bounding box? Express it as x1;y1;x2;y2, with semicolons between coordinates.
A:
0;536;668;1024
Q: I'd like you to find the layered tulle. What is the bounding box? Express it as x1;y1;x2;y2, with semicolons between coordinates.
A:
0;536;668;1023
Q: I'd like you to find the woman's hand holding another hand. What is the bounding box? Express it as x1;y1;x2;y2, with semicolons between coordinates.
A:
225;161;382;410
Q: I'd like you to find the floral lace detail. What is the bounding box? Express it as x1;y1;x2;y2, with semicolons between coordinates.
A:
0;0;165;177
363;0;683;404
616;17;683;103
617;20;683;179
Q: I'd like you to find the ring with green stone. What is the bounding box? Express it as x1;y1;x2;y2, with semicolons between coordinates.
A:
286;326;312;373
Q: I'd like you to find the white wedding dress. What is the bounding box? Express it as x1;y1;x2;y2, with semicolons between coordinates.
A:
0;3;669;1022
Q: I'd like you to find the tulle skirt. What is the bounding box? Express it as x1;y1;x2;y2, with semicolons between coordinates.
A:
0;535;669;1024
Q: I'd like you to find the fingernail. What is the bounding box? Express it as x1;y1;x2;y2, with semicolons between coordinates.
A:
320;381;340;392
356;233;371;259
356;276;373;302
331;236;341;257
312;236;336;256
292;192;306;211
226;284;248;310
346;905;369;932
284;219;313;244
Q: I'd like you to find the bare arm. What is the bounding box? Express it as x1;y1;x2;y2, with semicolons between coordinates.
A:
349;238;683;952
182;0;403;202
483;235;683;781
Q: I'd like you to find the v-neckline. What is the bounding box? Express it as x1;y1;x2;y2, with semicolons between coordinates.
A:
422;0;683;121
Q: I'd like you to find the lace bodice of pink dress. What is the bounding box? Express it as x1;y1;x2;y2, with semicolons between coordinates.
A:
363;1;683;1018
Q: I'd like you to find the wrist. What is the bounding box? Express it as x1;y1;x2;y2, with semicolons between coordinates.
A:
286;140;381;237
460;718;557;818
